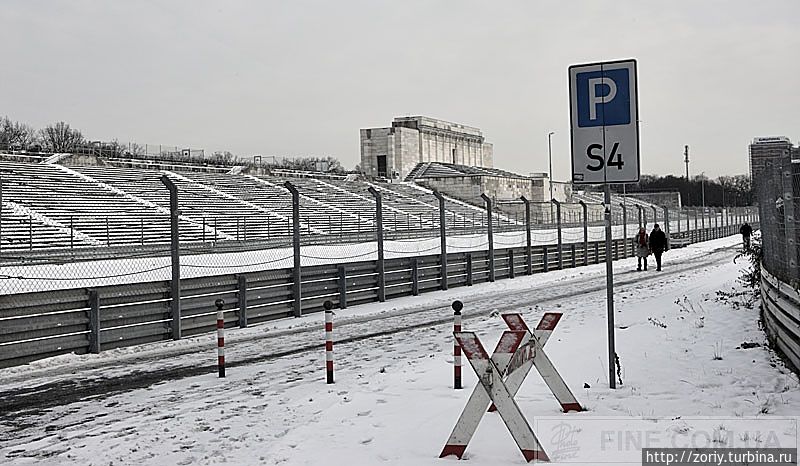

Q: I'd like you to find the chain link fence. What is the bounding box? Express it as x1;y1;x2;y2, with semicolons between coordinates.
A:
0;161;758;296
0;160;761;366
755;155;797;285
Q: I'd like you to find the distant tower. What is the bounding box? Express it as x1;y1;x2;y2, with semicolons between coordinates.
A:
683;145;689;181
684;145;690;206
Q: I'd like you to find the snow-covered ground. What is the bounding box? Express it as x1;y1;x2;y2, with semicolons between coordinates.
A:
1;235;797;465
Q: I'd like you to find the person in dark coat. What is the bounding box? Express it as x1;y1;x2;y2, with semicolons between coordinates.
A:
649;224;668;271
635;226;650;271
739;222;753;250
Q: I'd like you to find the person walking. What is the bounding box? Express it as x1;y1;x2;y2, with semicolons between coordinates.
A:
739;222;753;250
649;224;668;271
635;226;650;271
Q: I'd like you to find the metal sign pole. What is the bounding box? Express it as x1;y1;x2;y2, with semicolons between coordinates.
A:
604;182;616;389
602;66;616;390
570;59;637;390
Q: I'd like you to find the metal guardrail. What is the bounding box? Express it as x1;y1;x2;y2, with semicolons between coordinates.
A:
0;224;746;369
761;267;800;372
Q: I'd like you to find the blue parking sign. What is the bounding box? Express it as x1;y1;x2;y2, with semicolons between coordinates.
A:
569;59;639;184
576;68;630;127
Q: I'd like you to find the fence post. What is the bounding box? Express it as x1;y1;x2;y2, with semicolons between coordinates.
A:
664;207;671;250
237;274;248;328
433;190;448;291
411;257;420;296
70;215;74;249
618;203;627;258
368;187;386;302
594;242;600;264
543;246;549;272
713;208;718;237
700;208;705;239
676;207;681;240
724;208;729;233
571;244;577;268
452;300;463;390
284;181;303;317
161;175;181;340
552;199;562;269
88;289;101;354
466;253;473;286
521;196;532;275
338;265;347;308
685;208;690;238
29;214;32;250
324;300;334;384
651;206;657;227
481;193;495;282
693;209;699;242
637;205;643;228
581;201;590;264
508;249;515;278
216;299;225;378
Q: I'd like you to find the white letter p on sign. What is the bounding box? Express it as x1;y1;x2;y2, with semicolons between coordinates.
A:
588;77;617;121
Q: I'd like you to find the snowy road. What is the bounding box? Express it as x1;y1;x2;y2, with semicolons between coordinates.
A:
2;235;798;465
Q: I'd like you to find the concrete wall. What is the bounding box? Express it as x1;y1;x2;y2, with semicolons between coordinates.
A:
416;176;486;207
482;142;493;168
360;127;391;177
60;153;104;166
415;175;540;211
395;127;419;180
627;192;682;209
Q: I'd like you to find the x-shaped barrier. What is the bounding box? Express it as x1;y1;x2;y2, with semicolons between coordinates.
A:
440;312;583;463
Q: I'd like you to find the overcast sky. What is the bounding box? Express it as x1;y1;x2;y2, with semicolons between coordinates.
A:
1;1;798;179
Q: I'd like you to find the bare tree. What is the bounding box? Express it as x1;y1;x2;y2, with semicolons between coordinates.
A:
0;117;14;150
0;117;41;151
40;121;84;152
127;143;146;157
14;122;39;149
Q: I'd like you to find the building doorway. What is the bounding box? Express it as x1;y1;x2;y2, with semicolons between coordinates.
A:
377;155;387;177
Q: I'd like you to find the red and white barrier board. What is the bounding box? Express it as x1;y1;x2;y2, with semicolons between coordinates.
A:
440;312;582;463
453;300;463;389
215;299;225;378
324;300;334;384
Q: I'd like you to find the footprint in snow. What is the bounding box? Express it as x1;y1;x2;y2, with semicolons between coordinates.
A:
357;410;372;417
360;438;373;445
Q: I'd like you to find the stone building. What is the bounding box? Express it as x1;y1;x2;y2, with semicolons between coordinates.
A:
406;162;572;217
360;116;493;180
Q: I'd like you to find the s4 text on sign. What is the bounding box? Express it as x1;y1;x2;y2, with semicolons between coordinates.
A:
569;59;640;184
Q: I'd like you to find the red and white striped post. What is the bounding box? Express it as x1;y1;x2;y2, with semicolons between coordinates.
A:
324;300;334;384
453;300;463;390
215;299;225;378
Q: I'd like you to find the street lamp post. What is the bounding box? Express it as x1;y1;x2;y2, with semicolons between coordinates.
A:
548;131;555;222
701;172;706;209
